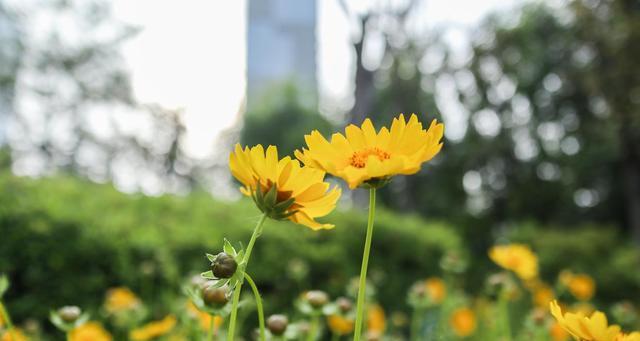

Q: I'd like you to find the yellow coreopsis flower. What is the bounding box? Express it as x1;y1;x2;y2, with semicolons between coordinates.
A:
565;273;596;301
69;322;112;341
229;144;341;230
489;244;539;280
295;114;444;189
367;304;386;338
130;315;177;341
550;321;570;341
327;315;355;336
0;329;29;341
450;307;477;338
104;287;141;314
618;332;640;341
550;300;621;341
186;302;223;332
533;284;555;308
424;277;447;304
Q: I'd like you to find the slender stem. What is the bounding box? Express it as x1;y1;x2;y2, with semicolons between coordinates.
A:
499;288;512;341
227;214;268;341
353;188;377;341
307;315;319;341
207;315;214;341
244;273;265;341
0;301;17;341
410;306;423;340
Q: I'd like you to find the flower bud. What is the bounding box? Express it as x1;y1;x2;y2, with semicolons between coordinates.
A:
305;290;329;308
58;306;81;323
211;252;238;279
267;314;288;336
202;285;229;307
336;297;353;313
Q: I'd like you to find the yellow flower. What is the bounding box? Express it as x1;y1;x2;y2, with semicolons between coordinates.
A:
367;304;386;338
618;332;640;341
533;284;555;308
104;287;141;314
327;315;354;336
424;277;447;304
295;114;444;189
450;307;477;337
550;300;621;341
186;302;223;332
550;321;570;341
488;244;538;280
1;329;29;341
567;273;596;301
229;144;341;230
130;315;177;341
69;322;112;341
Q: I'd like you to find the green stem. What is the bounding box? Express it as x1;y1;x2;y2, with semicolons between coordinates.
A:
0;301;17;341
499;289;512;341
207;315;214;341
307;315;319;341
353;188;376;341
244;273;265;341
66;332;72;341
410;306;423;340
227;214;268;341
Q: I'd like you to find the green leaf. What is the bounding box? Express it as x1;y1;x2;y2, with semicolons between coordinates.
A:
263;185;278;208
201;270;215;280
206;253;216;262
223;239;236;256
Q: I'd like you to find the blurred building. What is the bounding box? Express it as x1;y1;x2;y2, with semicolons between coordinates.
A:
246;0;317;111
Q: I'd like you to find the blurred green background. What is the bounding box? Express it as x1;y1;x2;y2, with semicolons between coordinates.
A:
1;0;639;339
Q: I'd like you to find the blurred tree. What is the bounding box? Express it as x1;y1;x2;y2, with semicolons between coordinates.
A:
241;84;334;157
427;0;640;240
2;0;207;193
0;1;22;147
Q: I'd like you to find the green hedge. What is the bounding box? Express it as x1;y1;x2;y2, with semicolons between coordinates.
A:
0;173;462;325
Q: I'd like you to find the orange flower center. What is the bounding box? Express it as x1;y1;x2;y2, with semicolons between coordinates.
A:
349;148;390;168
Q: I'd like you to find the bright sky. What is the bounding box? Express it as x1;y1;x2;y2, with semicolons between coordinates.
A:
112;0;517;159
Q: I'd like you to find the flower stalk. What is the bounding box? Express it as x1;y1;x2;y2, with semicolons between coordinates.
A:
353;188;377;341
226;213;268;340
244;273;266;341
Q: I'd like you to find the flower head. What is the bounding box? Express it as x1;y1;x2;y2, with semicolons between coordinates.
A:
186;302;223;333
489;244;538;280
295;114;444;189
560;271;596;301
105;287;141;314
328;315;355;336
130;316;176;341
230;144;341;230
617;332;640;341
1;329;29;341
550;300;621;341
69;322;112;341
367;304;386;339
450;307;477;337
550;321;570;341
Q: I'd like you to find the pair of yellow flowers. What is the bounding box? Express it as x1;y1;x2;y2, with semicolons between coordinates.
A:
229;113;445;229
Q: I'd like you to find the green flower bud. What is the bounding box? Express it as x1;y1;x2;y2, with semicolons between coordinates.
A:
305;290;329;308
336;297;353;313
58;306;81;323
202;284;229;307
267;314;288;336
211;252;237;279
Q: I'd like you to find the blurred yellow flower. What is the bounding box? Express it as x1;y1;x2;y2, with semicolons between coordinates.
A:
327;315;354;336
130;315;176;341
186;302;223;332
488;244;538;280
450;307;477;337
550;300;621;341
69;322;112;341
229;144;341;230
617;332;640;341
367;304;386;338
295;114;444;189
550;321;570;341
104;287;141;314
563;272;596;301
1;329;29;341
424;277;447;304
533;284;555;308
